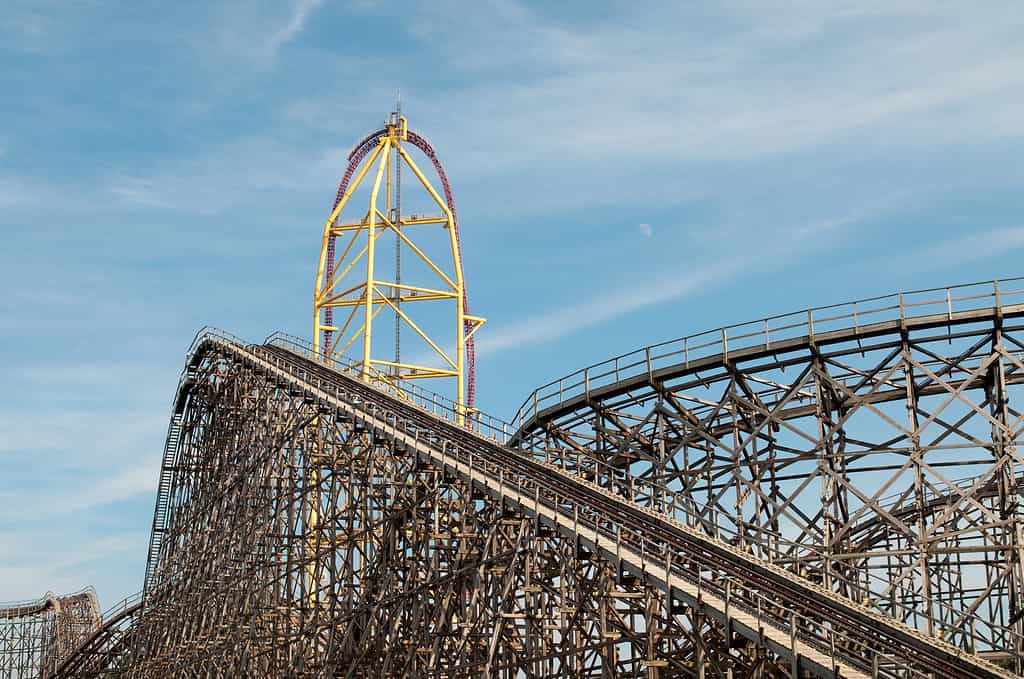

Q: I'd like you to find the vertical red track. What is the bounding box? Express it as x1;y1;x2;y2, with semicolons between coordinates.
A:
323;128;477;408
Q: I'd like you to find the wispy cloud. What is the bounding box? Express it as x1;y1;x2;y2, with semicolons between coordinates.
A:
0;369;162;598
268;0;324;55
477;257;746;356
0;531;146;602
893;224;1024;273
0;4;60;54
3;0;1023;611
105;137;349;214
397;2;1024;181
0;461;160;522
0;357;169;456
60;1;1022;226
477;215;852;356
226;1;1024;231
108;176;178;210
0;175;46;208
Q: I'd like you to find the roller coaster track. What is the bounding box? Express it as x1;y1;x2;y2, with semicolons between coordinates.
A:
511;284;1024;438
51;594;142;678
0;588;101;678
115;331;1007;677
510;278;1024;665
36;278;1024;676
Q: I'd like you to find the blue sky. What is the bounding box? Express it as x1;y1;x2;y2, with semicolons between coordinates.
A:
2;1;1024;607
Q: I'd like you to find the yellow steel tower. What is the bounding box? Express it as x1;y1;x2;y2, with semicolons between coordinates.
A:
312;111;484;423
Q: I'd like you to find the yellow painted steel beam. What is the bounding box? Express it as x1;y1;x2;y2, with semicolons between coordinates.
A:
318;226;388;304
395;144;469;420
330;301;385;361
375;280;458;298
313;140;386;356
373;285;456;369
361;140;391;379
369;358;458;377
322;293;456;308
323;284;457;307
397;215;447;225
398;371;459;380
396;146;453;221
465;314;487;342
321;281;368;307
375;209;458;291
330;303;361;357
330;216;447;233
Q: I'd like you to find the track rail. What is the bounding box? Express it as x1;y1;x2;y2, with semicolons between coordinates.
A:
51;593;142;678
179;332;1012;678
264;329;1024;652
0;588;101;679
511;278;1024;441
504;277;1024;660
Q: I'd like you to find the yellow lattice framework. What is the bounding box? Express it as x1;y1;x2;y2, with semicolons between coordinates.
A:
313;112;484;424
